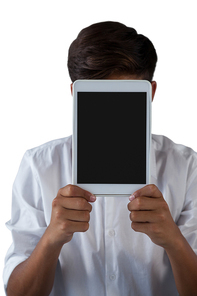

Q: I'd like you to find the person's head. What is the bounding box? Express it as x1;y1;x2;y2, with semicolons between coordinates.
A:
67;21;157;83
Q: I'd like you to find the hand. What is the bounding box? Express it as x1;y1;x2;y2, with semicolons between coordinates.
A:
127;184;182;249
46;184;96;247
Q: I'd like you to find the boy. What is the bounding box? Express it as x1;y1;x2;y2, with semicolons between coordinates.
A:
4;21;197;296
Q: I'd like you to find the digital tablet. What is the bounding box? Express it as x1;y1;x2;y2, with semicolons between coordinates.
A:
72;80;152;196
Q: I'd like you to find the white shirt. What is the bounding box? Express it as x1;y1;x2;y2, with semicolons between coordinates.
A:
3;134;197;296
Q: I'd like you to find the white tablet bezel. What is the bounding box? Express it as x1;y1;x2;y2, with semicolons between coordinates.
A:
72;80;152;196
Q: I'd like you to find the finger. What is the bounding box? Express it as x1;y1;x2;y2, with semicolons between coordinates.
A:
58;196;93;212
58;184;96;202
130;210;156;223
131;221;151;234
131;184;163;199
65;209;90;222
128;196;159;211
65;220;90;235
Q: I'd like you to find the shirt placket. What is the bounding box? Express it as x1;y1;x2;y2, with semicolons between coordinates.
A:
104;196;119;296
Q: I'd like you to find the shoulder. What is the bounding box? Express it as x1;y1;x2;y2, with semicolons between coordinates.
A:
152;134;197;162
152;135;197;216
22;136;72;174
152;134;197;192
25;135;72;159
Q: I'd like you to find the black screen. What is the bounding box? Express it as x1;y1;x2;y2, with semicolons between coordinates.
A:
77;92;146;184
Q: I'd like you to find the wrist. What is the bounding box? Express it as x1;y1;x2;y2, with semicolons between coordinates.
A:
164;226;185;254
42;227;64;255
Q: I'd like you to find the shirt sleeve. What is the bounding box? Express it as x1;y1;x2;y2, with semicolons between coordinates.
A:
177;154;197;254
3;151;47;293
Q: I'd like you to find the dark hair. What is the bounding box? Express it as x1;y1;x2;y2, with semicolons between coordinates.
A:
67;21;157;82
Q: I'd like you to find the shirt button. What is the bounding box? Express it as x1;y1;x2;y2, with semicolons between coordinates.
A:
109;274;116;281
108;229;115;237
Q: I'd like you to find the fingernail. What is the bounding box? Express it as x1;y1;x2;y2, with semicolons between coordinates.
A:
129;194;136;202
90;195;96;202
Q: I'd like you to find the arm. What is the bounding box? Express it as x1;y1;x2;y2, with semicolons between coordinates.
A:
128;184;197;296
7;231;62;296
7;185;96;296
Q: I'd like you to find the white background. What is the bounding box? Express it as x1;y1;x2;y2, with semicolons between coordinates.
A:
0;0;197;294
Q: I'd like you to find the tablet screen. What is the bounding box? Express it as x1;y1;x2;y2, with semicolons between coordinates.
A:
77;91;146;184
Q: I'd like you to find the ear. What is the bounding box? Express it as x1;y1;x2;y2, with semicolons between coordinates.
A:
151;81;157;102
70;83;73;96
